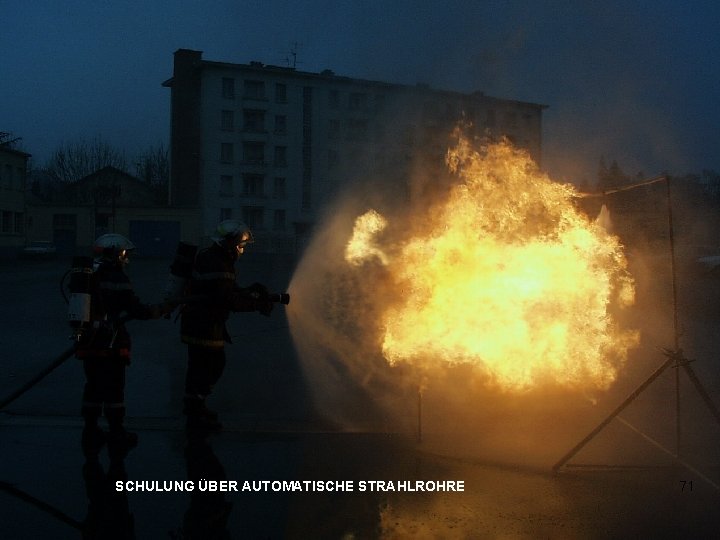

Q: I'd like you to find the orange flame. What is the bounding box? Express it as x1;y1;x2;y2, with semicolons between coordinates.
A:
344;134;638;392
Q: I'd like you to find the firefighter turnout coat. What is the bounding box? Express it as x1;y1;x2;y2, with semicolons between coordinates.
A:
75;260;155;361
180;242;257;348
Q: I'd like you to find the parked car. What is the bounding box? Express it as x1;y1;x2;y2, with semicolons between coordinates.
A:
20;241;58;259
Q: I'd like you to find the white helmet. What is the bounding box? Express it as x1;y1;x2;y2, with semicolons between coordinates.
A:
93;233;135;263
214;219;254;256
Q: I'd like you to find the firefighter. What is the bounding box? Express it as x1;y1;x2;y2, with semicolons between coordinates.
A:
76;233;165;456
180;219;273;431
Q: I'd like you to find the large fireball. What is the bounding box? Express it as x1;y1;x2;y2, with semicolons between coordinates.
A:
345;134;639;392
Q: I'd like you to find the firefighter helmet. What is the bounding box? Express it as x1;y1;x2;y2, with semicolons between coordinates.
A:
93;233;135;263
214;219;254;256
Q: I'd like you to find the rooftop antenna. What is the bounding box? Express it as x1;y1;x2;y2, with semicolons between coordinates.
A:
285;41;303;69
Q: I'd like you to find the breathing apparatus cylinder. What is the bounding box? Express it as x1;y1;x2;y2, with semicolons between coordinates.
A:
67;256;94;341
164;241;198;301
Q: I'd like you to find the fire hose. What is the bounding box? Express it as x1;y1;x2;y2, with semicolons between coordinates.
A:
0;312;132;412
0;480;83;531
0;345;76;412
0;291;289;412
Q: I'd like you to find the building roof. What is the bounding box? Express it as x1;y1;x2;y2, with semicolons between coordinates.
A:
0;144;32;159
162;49;547;110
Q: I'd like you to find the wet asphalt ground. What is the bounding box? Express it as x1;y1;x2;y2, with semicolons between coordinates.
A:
1;255;719;538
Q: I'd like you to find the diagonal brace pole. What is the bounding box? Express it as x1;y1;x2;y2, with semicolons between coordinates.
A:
552;354;676;473
681;362;720;427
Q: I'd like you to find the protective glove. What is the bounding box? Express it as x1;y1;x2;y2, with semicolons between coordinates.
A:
246;282;269;300
246;282;273;316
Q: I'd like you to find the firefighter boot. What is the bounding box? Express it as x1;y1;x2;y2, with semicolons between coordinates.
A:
184;397;222;432
107;426;138;460
81;424;106;458
106;409;138;459
80;410;106;459
199;401;221;425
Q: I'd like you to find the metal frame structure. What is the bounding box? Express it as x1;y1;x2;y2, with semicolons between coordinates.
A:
553;176;720;477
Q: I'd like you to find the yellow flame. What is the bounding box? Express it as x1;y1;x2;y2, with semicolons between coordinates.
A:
345;135;638;392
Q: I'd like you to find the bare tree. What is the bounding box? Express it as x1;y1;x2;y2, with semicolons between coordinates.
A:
45;136;128;183
0;131;22;148
135;142;169;204
134;142;169;187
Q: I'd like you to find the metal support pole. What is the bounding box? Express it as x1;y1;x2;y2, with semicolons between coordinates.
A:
665;177;682;457
681;362;720;427
417;386;423;443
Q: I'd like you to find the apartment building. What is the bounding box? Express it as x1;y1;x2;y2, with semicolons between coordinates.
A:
163;49;546;252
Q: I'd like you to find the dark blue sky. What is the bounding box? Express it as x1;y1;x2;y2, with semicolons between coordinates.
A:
3;0;719;184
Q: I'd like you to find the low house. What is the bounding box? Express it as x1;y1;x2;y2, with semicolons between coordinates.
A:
26;166;198;257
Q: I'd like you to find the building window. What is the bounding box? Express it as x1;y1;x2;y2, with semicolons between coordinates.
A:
222;78;235;99
242;206;264;229
220;175;234;196
53;213;77;229
220;143;234;163
346;119;368;141
242;142;265;164
349;92;367;110
273;209;286;231
422;100;441;122
243;80;265;100
274;146;287;167
273;177;286;198
4;165;13;189
14;212;24;234
242;174;265;197
504;111;518;128
328;149;338;170
220;208;233;221
274;115;287;135
374;94;385;112
221;110;234;131
329;90;339;109
96;213;110;229
327;119;340;140
402;126;416;147
464;105;477;121
243;109;265;132
486;108;496;127
275;83;287;103
1;211;11;233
